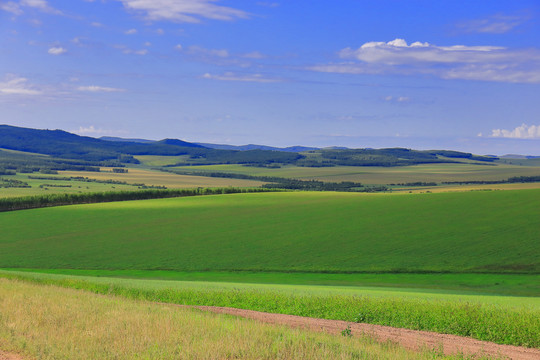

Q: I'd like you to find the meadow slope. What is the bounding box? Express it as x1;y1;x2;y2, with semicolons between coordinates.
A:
0;190;538;273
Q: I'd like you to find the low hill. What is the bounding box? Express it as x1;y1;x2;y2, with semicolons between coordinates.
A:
0;125;205;162
0;190;537;273
196;143;319;152
0;125;497;167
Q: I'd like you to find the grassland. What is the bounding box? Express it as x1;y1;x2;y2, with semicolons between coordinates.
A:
1;187;538;350
60;168;265;188
167;162;540;185
6;269;538;296
0;173;138;198
1;271;538;348
0;168;265;198
1;277;464;360
0;190;537;273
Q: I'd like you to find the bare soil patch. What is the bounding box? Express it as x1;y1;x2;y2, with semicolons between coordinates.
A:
176;304;540;360
0;350;25;360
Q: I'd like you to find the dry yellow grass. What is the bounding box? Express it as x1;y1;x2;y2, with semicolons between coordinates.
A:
393;182;540;193
172;163;540;184
0;278;458;360
59;168;265;188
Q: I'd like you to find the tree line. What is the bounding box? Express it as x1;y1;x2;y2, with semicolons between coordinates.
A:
0;187;278;212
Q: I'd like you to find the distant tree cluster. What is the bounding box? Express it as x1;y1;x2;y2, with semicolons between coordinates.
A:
443;175;540;185
0;178;31;188
389;182;438;187
0;187;277;212
167;169;390;193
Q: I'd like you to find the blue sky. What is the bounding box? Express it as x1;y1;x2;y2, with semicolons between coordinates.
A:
1;0;539;154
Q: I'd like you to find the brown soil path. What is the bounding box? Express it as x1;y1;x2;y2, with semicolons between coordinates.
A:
0;350;24;360
176;304;540;360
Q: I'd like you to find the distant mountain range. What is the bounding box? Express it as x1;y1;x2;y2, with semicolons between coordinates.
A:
101;136;322;153
500;154;540;159
0;125;500;167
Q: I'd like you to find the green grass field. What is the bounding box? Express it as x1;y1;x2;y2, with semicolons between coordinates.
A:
5;268;538;297
0;173;139;198
1;190;538;273
0;168;265;198
1;189;538;349
2;271;538;348
167;162;540;184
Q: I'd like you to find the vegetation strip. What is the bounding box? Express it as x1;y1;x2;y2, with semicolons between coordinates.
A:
9;269;538;297
1;271;538;348
0;187;277;212
0;277;459;360
178;304;540;360
164;168;389;191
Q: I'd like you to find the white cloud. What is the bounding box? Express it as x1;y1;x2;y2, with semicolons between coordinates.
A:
91;22;104;27
339;39;505;65
48;46;67;55
384;96;410;103
123;48;148;55
22;0;61;14
124;28;137;35
0;75;42;95
74;126;127;136
155;28;165;35
1;2;23;15
1;0;61;14
490;124;540;139
456;13;530;34
77;85;126;92
310;38;540;84
186;45;229;58
116;0;249;23
21;0;47;9
175;44;183;50
202;72;281;83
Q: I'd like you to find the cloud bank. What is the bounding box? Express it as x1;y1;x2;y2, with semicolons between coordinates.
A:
1;0;62;15
77;85;126;92
48;47;67;55
491;124;540;139
202;72;281;83
116;0;249;23
0;75;42;95
310;38;540;84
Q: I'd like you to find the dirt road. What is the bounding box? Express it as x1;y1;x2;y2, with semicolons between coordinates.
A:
182;304;540;360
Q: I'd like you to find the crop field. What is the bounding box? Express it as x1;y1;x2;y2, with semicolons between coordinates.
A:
7;268;539;296
168;162;540;185
1;271;538;348
59;168;265;188
0;278;459;360
1;189;538;351
0;167;265;198
0;190;538;273
0;173;139;198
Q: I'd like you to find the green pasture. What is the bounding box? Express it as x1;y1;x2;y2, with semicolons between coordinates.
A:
7;268;539;297
168;162;540;184
60;168;265;188
0;173;138;198
0;190;538;273
2;270;538;347
0;169;265;198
